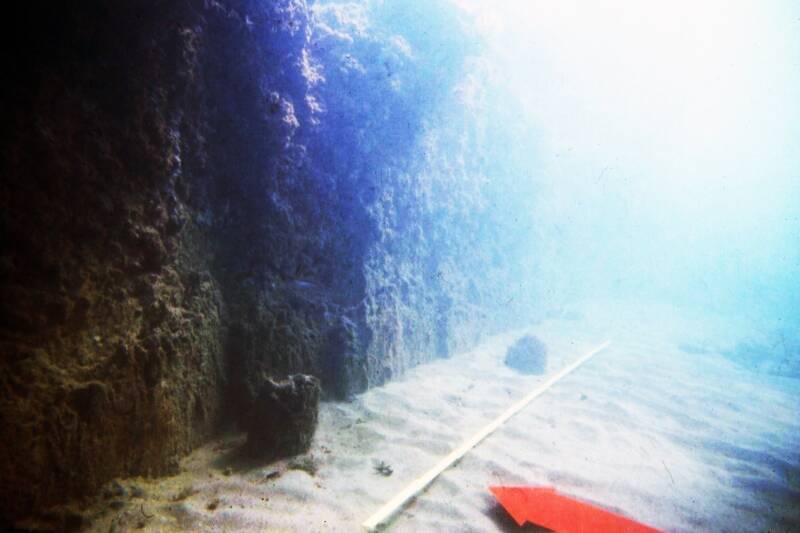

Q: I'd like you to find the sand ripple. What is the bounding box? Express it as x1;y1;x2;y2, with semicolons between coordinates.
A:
91;302;800;532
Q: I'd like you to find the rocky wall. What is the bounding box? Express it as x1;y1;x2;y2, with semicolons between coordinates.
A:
0;0;535;526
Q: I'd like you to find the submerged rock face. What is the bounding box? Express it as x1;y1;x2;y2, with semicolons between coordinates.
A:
245;374;321;461
0;0;537;524
505;336;549;375
322;316;368;401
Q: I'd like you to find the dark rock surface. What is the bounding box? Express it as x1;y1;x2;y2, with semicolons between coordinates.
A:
0;0;537;525
245;374;321;461
505;336;548;375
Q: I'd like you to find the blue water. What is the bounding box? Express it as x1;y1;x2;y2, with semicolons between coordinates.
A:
314;0;800;528
314;0;800;367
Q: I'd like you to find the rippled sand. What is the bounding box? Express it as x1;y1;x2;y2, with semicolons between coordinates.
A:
94;300;800;532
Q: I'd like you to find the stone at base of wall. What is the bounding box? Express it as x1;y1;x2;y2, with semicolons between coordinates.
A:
244;374;321;461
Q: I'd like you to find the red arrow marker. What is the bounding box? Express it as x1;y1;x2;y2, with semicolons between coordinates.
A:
490;486;663;533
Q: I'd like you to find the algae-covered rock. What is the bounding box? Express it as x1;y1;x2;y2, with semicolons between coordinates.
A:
245;374;321;460
504;335;548;375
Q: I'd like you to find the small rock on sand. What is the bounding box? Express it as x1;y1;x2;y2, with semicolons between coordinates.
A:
504;335;548;375
245;374;321;461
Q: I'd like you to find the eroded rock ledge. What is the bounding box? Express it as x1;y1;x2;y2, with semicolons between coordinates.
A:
0;0;536;526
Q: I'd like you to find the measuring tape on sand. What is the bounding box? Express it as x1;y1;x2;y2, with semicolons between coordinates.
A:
362;340;611;531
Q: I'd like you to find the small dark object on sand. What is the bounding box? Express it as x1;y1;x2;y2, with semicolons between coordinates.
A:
374;460;393;476
504;335;548;375
263;470;281;481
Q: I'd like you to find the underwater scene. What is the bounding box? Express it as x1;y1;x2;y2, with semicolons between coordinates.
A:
1;0;798;531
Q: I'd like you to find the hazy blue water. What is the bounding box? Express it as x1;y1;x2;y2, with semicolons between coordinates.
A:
349;1;800;527
358;0;800;371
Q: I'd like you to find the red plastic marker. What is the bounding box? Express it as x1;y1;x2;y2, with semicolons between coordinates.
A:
490;486;662;533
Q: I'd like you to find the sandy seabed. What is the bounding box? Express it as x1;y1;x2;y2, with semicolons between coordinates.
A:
95;299;800;532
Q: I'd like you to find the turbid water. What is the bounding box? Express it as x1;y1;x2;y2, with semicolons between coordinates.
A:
3;3;799;530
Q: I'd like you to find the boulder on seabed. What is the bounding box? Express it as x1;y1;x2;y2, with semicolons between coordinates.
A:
245;374;321;460
504;335;548;375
